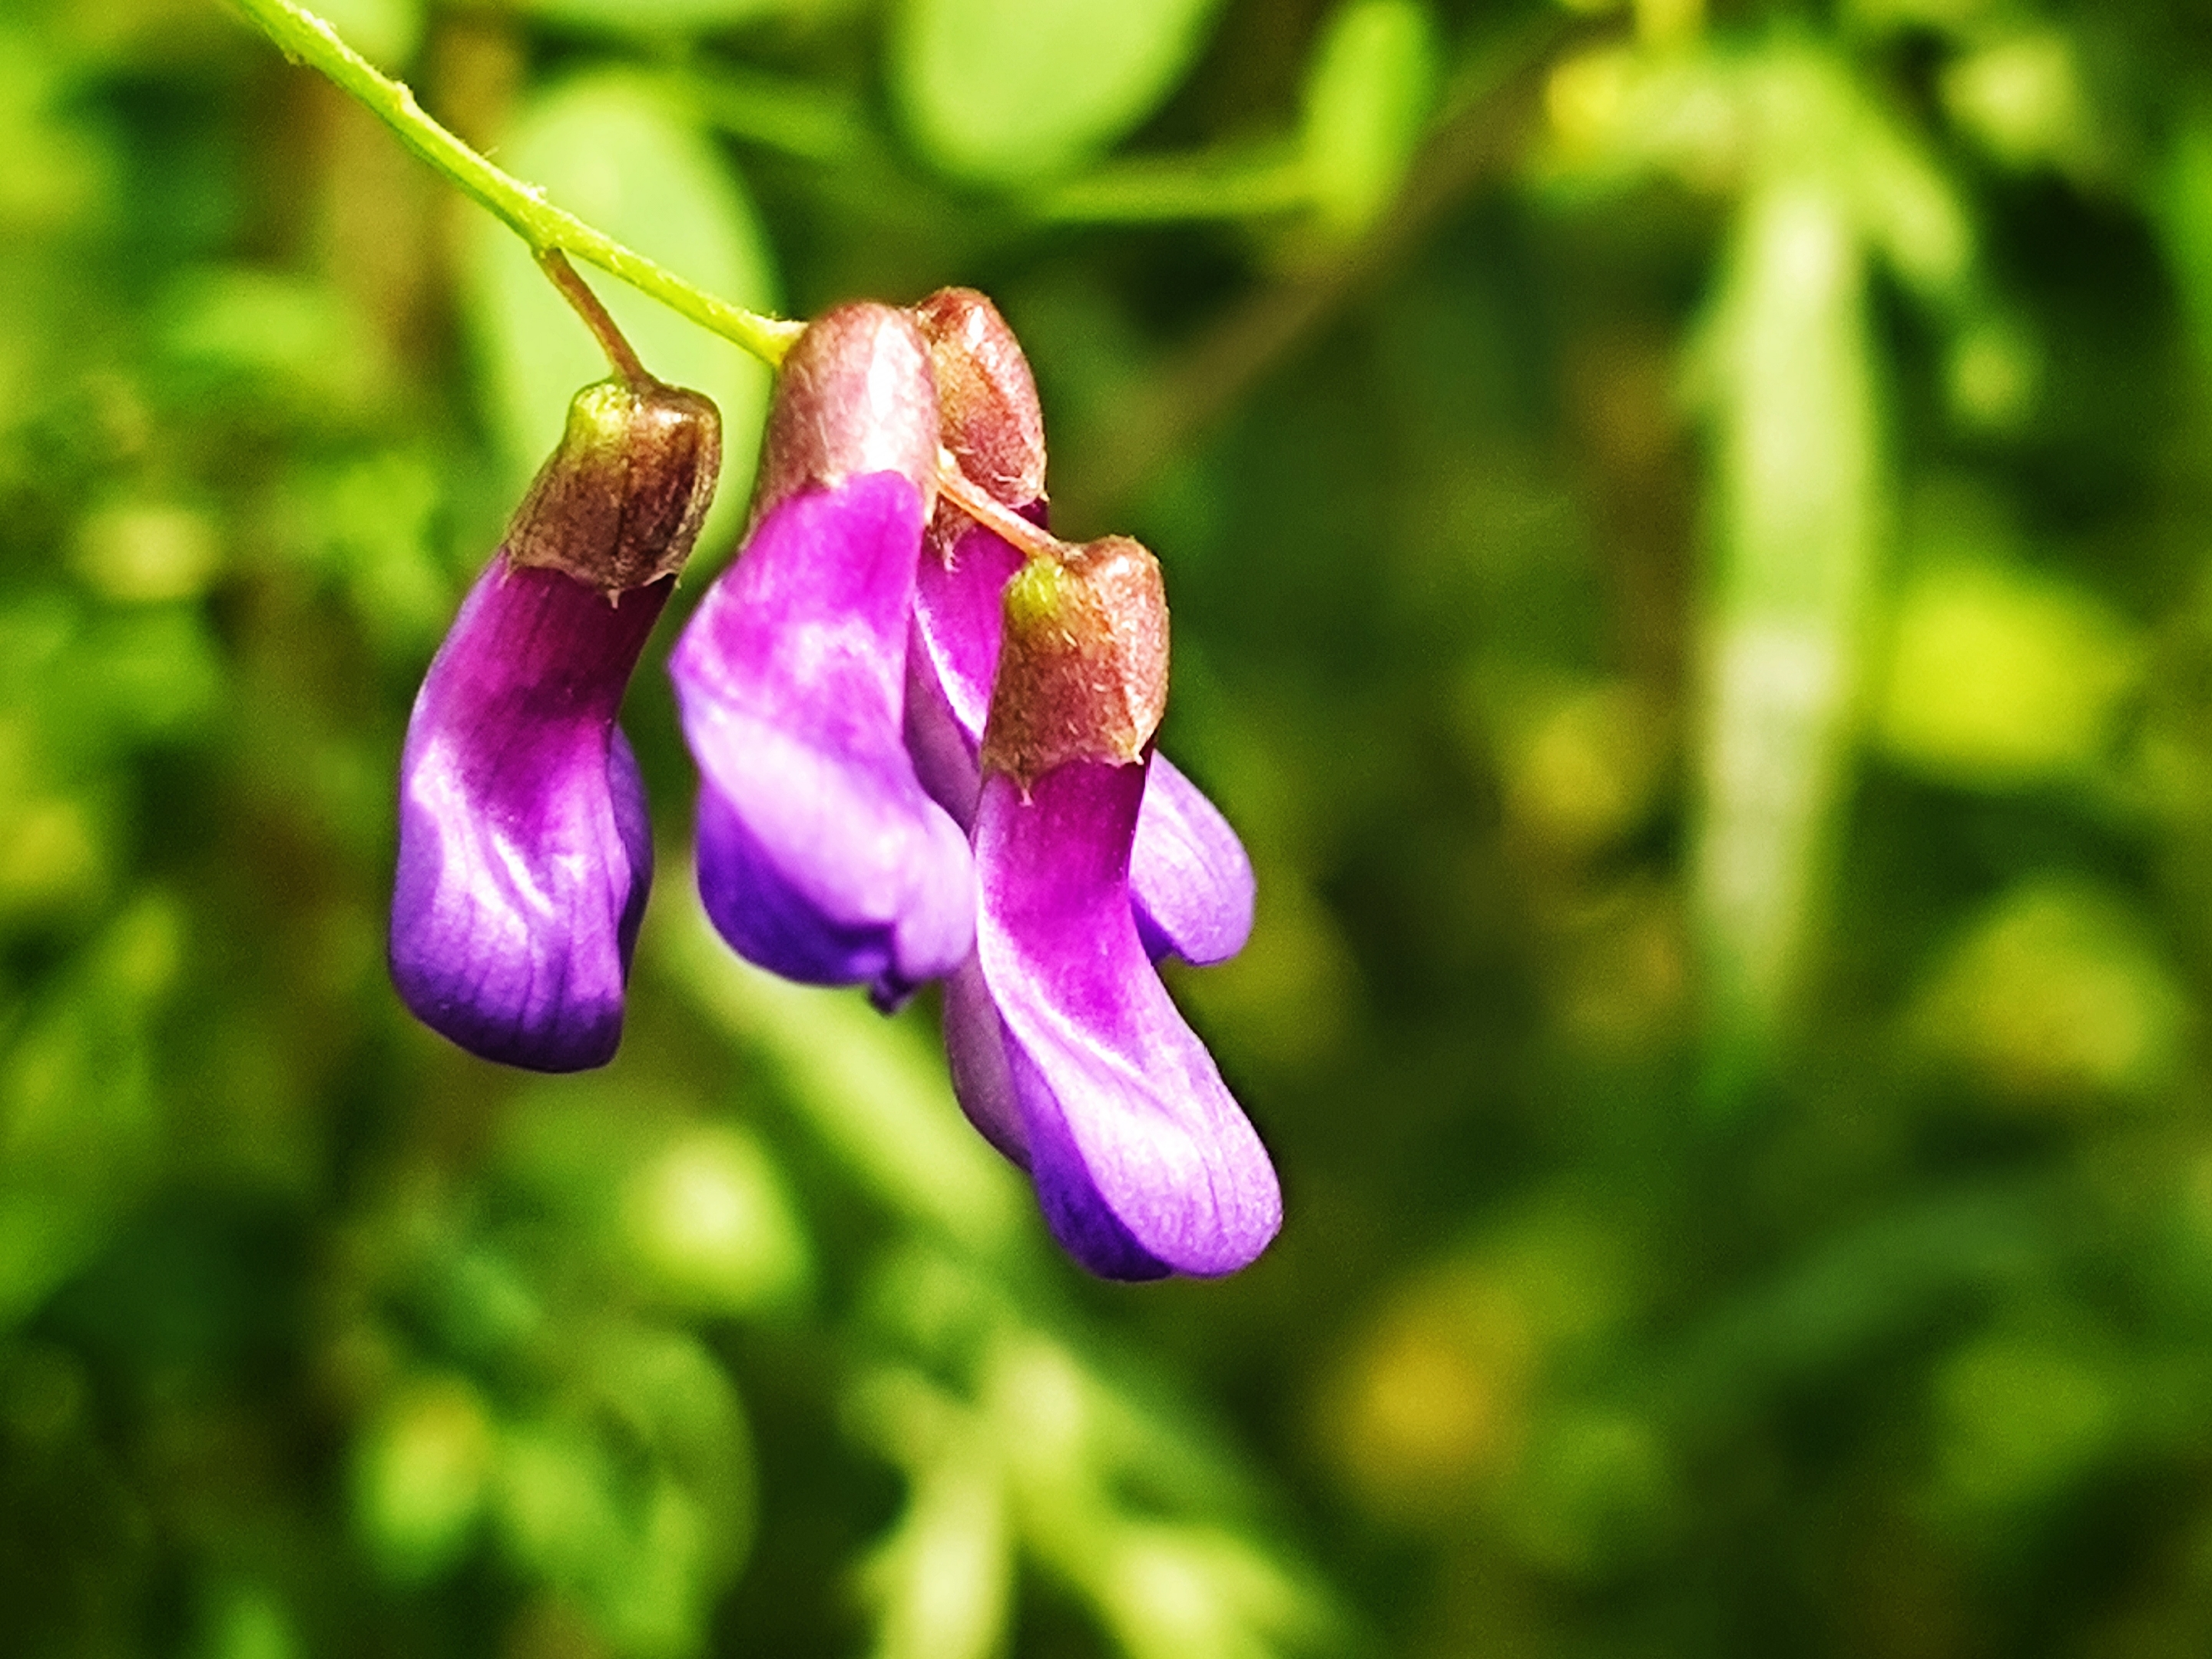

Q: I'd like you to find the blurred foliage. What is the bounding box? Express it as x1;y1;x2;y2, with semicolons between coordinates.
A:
13;0;2212;1654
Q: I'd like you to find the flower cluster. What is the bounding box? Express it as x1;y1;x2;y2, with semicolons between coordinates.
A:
391;293;1278;1280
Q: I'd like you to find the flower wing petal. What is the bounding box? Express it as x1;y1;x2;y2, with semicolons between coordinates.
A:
1130;754;1256;966
940;951;1029;1165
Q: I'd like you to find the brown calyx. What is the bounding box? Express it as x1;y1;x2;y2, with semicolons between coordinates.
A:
749;303;940;531
504;376;723;596
911;287;1048;572
979;536;1169;792
912;288;1047;508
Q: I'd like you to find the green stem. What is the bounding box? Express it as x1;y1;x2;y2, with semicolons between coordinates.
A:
538;250;651;385
227;0;803;368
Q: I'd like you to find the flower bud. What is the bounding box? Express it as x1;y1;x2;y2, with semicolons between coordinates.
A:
980;538;1169;791
505;376;722;595
748;303;939;527
911;287;1047;518
671;301;972;1008
899;295;1252;970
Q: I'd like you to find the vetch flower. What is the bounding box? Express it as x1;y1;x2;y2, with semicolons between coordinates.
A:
902;288;1255;966
942;539;1281;1280
392;374;720;1071
670;303;973;1008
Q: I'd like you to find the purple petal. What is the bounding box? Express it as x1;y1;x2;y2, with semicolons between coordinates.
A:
390;561;665;1071
902;621;979;830
906;518;1253;964
906;518;1023;820
1129;755;1255;966
915;519;1028;746
671;472;974;1007
962;758;1280;1280
941;951;1028;1164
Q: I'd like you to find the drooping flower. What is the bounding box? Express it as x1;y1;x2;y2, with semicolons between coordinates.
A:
942;539;1281;1280
669;303;974;1008
392;375;720;1071
902;288;1255;966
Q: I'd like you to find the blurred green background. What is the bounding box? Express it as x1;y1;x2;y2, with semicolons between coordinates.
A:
8;0;2212;1652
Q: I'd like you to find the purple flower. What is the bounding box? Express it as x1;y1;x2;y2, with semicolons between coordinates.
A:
942;541;1281;1280
392;376;721;1071
903;290;1254;966
669;304;973;1008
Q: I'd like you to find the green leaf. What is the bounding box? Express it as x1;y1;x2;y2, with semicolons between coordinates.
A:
1301;0;1439;235
1496;1408;1675;1578
267;447;450;655
0;26;118;236
72;501;224;604
195;1581;300;1659
158;267;396;433
492;1083;810;1316
1081;1522;1335;1659
467;75;780;571
1876;561;2141;789
861;1448;1012;1659
891;0;1227;184
620;1122;811;1316
74;608;227;743
1929;1330;2121;1525
352;1374;496;1584
1909;883;2185;1105
1033;144;1310;224
1940;28;2098;177
661;906;1032;1265
494;1325;755;1657
0;896;177;1330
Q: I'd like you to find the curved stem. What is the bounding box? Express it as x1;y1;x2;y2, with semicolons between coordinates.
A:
227;0;804;368
538;250;650;386
934;454;1067;565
